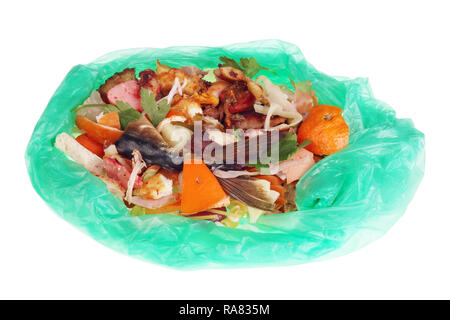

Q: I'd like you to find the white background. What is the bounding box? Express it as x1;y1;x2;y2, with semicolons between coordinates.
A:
1;0;449;299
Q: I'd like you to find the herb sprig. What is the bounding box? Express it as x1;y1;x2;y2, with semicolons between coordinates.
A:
219;56;276;79
140;88;170;127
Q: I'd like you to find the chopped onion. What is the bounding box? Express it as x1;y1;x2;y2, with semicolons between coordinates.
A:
256;76;296;113
255;76;302;129
254;103;302;130
165;77;188;104
157;115;193;152
125;150;146;203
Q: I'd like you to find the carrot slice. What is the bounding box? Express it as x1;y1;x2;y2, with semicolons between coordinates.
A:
165;109;185;119
97;111;121;129
181;161;229;214
75;115;123;145
75;134;104;158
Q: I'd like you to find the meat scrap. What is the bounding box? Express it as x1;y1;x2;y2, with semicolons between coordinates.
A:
156;60;209;96
98;68;142;111
229;111;286;130
138;69;162;99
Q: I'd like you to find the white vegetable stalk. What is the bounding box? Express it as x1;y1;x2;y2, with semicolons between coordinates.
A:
165;77;188;104
125;150;146;203
255;76;302;129
157;115;193;153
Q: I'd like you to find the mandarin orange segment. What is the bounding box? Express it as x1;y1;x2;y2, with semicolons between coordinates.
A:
97;111;121;129
75;115;123;145
297;104;349;155
181;161;229;214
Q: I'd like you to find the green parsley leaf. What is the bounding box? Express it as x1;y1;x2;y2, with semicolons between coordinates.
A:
240;57;276;79
102;104;120;113
141;88;170;127
115;100;134;111
118;108;142;129
219;56;244;71
219;56;276;79
113;100;141;129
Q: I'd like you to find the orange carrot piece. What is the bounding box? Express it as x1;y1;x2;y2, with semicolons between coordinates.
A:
181;161;229;214
97;112;121;129
166;109;185;118
75;115;123;145
75;134;104;158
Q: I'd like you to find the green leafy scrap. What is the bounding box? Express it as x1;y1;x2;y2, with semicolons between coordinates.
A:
141;88;170;127
113;101;141;129
219;56;244;71
247;133;311;170
278;132;306;161
219;56;276;79
202;69;218;83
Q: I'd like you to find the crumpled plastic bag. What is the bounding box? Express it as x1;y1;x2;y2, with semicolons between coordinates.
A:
25;40;425;269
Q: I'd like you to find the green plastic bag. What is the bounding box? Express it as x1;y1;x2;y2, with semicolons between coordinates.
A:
25;40;425;269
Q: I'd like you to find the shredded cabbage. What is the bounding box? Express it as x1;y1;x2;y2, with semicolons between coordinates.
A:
255;76;302;129
165;77;188;104
254;103;302;129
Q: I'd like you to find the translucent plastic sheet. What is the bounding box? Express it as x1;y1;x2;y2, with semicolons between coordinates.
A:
25;40;425;269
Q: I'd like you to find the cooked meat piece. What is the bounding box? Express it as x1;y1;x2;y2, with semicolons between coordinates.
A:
138;69;161;99
207;81;230;98
219;81;257;127
191;92;219;107
178;66;207;77
98;69;142;111
171;97;203;120
247;79;269;105
106;81;142;111
156;60;208;96
103;157;143;190
228;111;286;130
219;81;255;114
214;66;246;82
203;105;224;121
